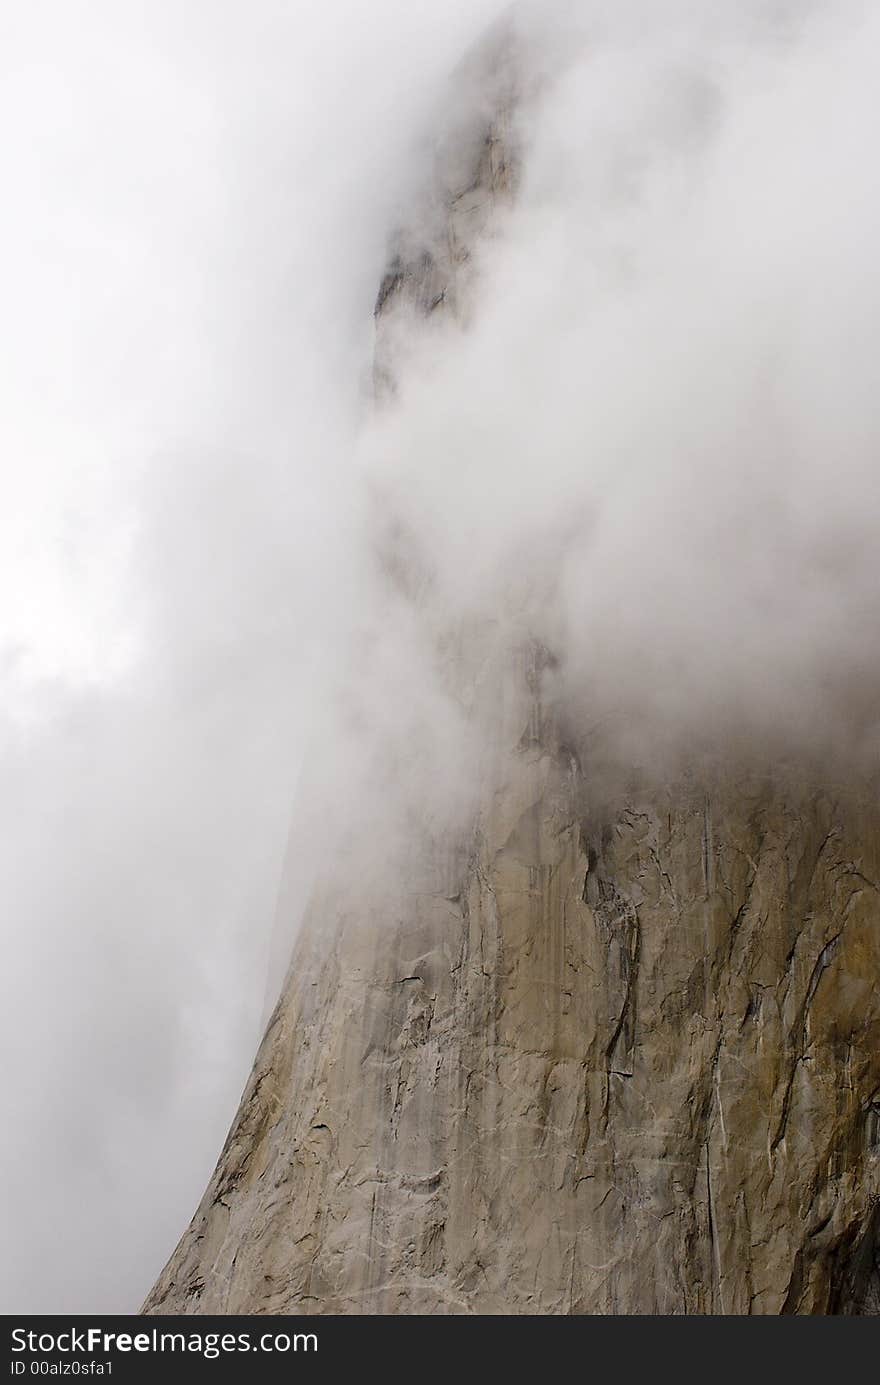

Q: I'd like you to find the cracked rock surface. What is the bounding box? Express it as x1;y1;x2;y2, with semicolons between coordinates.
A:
144;674;880;1314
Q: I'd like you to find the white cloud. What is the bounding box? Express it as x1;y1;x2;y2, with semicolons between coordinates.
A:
0;0;506;1313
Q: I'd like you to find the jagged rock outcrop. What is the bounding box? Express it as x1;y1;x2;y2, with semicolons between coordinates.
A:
144;22;880;1316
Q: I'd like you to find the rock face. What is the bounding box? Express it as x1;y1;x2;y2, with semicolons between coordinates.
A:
144;29;880;1316
145;745;880;1315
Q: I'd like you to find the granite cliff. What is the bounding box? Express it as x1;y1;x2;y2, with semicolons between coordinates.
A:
144;23;880;1316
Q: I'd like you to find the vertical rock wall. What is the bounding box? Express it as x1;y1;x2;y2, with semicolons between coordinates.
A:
143;25;880;1316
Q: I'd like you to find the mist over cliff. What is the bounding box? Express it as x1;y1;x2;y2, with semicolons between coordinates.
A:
367;0;880;747
291;0;880;939
2;0;879;1313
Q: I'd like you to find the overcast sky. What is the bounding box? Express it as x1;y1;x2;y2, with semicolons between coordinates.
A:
3;0;879;1315
0;0;506;1314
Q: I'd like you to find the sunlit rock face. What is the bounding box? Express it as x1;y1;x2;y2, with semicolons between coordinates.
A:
144;24;880;1316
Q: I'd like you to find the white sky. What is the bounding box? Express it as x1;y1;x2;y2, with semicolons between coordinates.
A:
0;0;505;1313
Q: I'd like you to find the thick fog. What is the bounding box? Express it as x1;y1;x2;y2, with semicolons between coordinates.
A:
365;0;880;770
0;0;508;1314
2;0;879;1313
